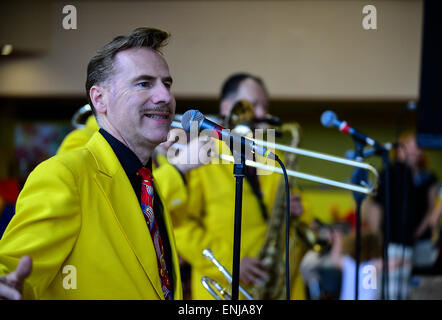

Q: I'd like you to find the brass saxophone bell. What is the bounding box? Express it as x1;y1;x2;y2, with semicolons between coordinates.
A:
226;100;255;129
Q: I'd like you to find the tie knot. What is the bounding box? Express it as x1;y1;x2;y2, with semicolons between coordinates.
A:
137;167;153;181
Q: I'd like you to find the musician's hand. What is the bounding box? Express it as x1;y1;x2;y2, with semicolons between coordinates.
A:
0;256;32;300
164;134;214;174
289;193;304;218
239;257;268;286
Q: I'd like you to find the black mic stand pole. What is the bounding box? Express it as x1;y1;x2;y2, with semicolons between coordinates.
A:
350;138;389;300
351;139;367;301
231;136;247;301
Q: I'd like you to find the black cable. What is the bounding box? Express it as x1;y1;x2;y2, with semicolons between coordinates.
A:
392;101;413;299
382;152;391;300
276;155;291;301
381;102;409;300
355;198;362;300
398;143;409;300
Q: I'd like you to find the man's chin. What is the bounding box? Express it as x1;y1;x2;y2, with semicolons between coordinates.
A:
144;135;169;147
140;125;171;146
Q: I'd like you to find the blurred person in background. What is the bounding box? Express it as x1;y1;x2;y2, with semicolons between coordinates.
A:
365;131;439;299
171;72;309;300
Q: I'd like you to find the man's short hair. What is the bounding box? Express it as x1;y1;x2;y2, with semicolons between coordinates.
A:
85;27;170;114
219;72;267;102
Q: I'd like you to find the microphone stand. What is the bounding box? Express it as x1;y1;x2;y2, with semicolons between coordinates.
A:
350;139;367;301
231;136;246;301
350;138;390;300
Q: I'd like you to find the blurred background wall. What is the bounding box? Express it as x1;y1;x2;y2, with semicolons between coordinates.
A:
0;0;423;98
0;0;440;220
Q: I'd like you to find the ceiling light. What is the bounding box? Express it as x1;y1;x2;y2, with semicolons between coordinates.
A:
1;44;13;55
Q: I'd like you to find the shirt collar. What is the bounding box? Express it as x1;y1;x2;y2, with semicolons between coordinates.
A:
99;128;152;176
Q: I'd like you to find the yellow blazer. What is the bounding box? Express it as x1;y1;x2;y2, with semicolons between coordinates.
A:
0;132;182;299
56;116;189;216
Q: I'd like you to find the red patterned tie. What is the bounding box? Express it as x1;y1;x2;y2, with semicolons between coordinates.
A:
137;167;173;300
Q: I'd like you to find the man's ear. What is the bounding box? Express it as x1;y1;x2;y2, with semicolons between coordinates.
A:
90;85;107;115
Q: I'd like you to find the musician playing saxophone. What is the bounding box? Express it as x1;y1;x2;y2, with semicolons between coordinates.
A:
172;73;308;299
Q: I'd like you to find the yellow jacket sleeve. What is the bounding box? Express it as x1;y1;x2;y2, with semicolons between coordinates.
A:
152;160;188;225
0;158;82;299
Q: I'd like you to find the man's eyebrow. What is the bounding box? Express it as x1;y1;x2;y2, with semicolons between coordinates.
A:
163;76;173;84
132;75;173;83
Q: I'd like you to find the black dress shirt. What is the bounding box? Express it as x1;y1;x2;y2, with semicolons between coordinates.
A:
99;129;174;293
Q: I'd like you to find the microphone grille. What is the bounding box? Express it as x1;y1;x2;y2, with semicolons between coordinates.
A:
320;110;337;128
344;149;356;160
181;109;204;132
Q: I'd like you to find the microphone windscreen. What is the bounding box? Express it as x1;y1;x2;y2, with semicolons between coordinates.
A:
344;149;356;160
320;110;337;128
181;109;205;132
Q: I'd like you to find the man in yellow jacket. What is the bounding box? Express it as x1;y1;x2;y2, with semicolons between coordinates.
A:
0;27;183;300
55;110;205;299
172;73;308;299
57;112;191;217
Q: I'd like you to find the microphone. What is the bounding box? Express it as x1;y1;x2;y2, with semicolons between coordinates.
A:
181;109;276;159
320;110;384;150
345;142;397;160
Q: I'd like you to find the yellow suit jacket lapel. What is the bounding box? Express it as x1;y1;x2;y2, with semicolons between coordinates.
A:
86;132;164;299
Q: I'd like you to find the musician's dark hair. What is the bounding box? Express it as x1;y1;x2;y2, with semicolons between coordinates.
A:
219;72;268;102
85;27;170;114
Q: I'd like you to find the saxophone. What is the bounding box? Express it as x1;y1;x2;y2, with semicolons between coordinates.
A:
249;122;310;299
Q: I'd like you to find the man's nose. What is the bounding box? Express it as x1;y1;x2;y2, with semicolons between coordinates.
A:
152;82;172;104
